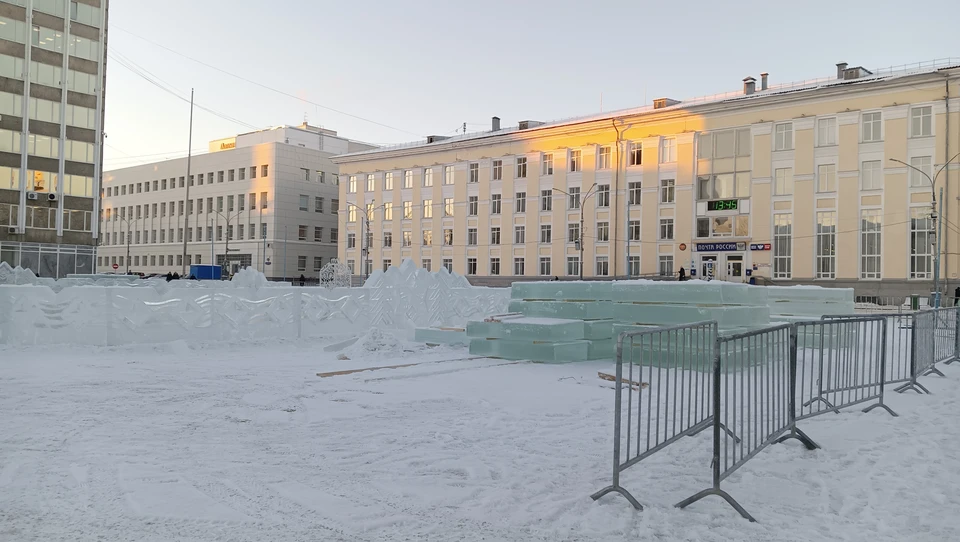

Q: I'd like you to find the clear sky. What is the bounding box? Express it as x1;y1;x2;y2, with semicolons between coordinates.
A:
103;0;958;171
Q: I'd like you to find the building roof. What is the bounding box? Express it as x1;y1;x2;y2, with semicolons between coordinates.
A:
333;57;960;162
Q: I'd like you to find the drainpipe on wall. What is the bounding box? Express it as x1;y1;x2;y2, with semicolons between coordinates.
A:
945;76;952;294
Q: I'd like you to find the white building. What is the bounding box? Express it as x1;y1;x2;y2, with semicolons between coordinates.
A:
97;123;375;279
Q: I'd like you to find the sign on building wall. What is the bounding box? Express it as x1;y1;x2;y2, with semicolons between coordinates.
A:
695;242;745;252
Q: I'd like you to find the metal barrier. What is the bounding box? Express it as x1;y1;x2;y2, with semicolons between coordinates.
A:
796;317;897;419
822;314;913;385
896;307;957;393
590;321;719;510
675;324;817;522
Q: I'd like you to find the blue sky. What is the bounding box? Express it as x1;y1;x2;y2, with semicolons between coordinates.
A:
103;0;957;170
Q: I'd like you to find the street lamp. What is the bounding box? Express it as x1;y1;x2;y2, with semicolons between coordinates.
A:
116;215;133;274
345;200;387;283
889;152;960;307
552;183;600;280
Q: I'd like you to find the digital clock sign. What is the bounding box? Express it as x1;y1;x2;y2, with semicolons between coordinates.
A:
707;199;738;211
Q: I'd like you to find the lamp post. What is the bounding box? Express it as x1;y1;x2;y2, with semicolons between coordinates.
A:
345;200;387;283
117;215;132;274
890;152;960;307
552;183;600;280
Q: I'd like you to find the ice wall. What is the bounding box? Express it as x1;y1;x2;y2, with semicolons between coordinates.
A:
0;260;510;346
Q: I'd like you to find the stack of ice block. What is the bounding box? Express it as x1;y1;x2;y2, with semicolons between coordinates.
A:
467;280;772;363
765;286;855;321
413;327;468;346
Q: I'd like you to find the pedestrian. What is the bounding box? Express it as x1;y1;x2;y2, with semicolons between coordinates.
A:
678;267;686;281
172;272;180;280
165;272;173;282
299;274;306;287
553;276;559;281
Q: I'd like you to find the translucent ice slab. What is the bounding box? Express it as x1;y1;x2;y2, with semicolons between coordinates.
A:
507;300;614;320
465;316;585;341
469;338;590;362
611;281;768;306
414;327;468;346
612;303;769;328
510;281;613;301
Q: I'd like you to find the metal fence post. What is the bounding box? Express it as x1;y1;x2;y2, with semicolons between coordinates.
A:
776;325;820;450
895;312;930;394
863;317;898;416
949;307;960;365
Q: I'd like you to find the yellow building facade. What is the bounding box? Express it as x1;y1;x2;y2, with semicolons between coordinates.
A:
333;61;960;295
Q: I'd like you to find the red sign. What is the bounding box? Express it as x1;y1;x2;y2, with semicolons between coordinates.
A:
679;243;687;251
112;263;119;270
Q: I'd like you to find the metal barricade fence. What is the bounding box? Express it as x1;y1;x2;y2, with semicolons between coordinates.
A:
795;317;897;419
896;307;958;393
675;324;817;522
591;321;718;510
822;314;913;385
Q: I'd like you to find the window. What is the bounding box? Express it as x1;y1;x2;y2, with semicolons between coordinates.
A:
628;182;642;205
659;218;674;240
261;165;268;177
348;207;357;223
659;179;675;203
515;192;526;213
514;257;525;275
516;157;527;178
541;190;553;211
348;176;357;193
383;202;393;220
492;160;503;181
468;163;479;183
862;112;882;142
596;185;610;207
467;228;478;245
816;211;837;279
596;221;609;242
314;257;323;272
911;106;932;137
514;225;525;244
568;223;580;243
468;196;478;216
660;138;676;163
299;195;309;211
539;257;551;276
597;146;611;169
658;255;674;277
403;170;413;189
366;174;375;192
261;192;268;209
443;228;453;246
566;257;580;277
490;227;501;245
595;256;609;276
628;220;640;241
216;226;222;242
239;168;245;181
540;224;552;243
570;150;581;172
443;259;453;272
262;223;268;239
422;230;432;246
817;117;837;146
403;201;413;219
910;156;932;188
774;168;794;196
382;231;392;247
774;123;793;151
491;194;502;214
860;210;882;279
331;199;339;213
467;258;478;275
315;227;324;242
296;256;306;272
402;231;412;247
444;166;454;185
542;153;554;175
298;225;307;241
249;193;256;209
628;256;640;277
817;164;836;193
315;197;324;213
384;172;394;190
423;168;433;187
249;224;255;240
568;187;581;209
422;259;432;272
444;197;454;217
695;218;708;238
910;207;933;279
238;194;245;211
861;161;882;190
490;258;500;276
347;233;356;248
629;142;642;166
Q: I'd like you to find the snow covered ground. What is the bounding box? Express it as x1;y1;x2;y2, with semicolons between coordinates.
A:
1;334;959;542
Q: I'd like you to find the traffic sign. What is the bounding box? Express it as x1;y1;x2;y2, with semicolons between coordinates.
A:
112;263;119;270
